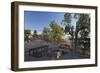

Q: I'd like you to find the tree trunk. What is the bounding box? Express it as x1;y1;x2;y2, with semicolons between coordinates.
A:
75;31;78;49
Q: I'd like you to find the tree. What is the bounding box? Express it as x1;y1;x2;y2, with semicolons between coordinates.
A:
33;30;38;40
62;13;72;34
62;13;72;25
74;14;90;51
78;28;90;56
43;27;50;35
62;13;74;47
24;30;31;42
62;13;90;50
42;27;53;42
50;20;64;43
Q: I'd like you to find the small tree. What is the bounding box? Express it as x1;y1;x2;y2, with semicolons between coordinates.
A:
33;30;38;40
42;27;53;42
50;20;64;43
24;30;31;42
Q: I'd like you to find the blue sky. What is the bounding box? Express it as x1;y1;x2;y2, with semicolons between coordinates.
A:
24;11;77;34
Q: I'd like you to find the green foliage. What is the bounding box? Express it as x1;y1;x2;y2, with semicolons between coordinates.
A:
33;30;38;40
50;20;64;43
62;13;90;51
42;20;64;43
78;28;90;56
76;14;90;31
50;21;63;34
42;27;53;42
62;13;74;47
73;14;90;57
62;13;74;36
63;13;72;24
74;14;90;49
24;30;31;42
